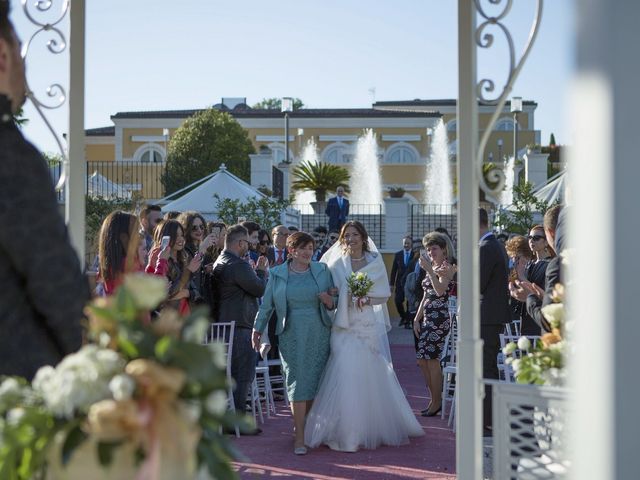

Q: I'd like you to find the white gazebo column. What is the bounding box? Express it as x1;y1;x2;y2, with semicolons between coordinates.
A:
523;151;549;189
456;1;482;478
569;2;640;479
65;0;86;263
383;197;410;250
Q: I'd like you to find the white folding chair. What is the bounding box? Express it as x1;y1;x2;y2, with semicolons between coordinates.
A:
261;357;289;407
441;314;458;421
249;375;265;424
204;321;239;437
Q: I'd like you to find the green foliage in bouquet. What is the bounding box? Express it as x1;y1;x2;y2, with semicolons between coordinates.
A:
346;272;374;299
0;273;244;480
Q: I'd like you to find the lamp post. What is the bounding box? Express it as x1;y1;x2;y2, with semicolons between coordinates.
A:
281;97;293;164
497;138;503;162
511;96;522;160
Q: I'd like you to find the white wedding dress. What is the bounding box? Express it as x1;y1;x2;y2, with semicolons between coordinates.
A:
304;245;424;452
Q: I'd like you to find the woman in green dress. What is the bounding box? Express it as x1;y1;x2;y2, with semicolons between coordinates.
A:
252;232;336;455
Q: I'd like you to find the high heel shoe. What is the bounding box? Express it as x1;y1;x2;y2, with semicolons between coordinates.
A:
421;406;442;417
294;446;308;455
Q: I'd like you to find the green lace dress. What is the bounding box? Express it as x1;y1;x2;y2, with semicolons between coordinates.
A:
279;269;331;401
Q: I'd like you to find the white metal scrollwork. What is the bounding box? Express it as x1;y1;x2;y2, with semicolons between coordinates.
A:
474;0;543;200
20;0;70;192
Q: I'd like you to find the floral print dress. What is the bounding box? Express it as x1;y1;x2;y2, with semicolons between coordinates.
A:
416;274;454;360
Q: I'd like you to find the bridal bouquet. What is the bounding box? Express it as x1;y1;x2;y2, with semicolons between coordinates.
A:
346;271;374;309
0;273;242;480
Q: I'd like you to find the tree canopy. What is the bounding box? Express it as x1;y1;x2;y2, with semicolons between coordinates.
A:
291;161;350;202
251;98;304;110
161;109;255;195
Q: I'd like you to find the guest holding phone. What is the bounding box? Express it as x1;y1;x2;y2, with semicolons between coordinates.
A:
179;211;217;309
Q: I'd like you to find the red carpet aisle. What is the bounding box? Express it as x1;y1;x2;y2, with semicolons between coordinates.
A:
232;326;456;480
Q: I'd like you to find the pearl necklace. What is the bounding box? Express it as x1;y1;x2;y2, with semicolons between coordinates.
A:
289;264;310;274
350;255;365;261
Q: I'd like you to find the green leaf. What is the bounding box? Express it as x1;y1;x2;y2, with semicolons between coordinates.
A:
96;441;122;468
154;336;174;361
61;424;88;465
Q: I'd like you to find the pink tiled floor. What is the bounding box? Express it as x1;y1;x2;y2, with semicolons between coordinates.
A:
232;341;457;479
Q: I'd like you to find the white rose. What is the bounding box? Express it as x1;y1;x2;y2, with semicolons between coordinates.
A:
511;359;521;371
541;303;564;329
517;336;531;351
6;407;25;426
32;366;55;394
123;273;168;310
109;374;136;401
208;343;227;370
183;317;209;344
0;377;22;398
502;342;517;355
179;400;202;423
205;391;228;416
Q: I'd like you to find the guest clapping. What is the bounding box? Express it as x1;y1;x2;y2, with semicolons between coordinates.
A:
413;232;457;417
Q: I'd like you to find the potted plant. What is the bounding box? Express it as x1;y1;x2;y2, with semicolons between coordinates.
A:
387;186;406;198
291;161;350;213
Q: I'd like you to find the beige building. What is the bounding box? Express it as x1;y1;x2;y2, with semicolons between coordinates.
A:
84;98;539;202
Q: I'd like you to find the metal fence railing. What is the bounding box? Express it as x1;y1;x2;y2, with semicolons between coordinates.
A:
291;203;384;247
410;204;457;247
49;161;167;202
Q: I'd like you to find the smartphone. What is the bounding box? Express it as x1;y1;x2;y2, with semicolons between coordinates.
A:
160;235;171;249
420;248;427;259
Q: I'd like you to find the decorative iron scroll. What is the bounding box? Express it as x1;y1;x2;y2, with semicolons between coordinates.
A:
20;0;70;191
474;0;543;201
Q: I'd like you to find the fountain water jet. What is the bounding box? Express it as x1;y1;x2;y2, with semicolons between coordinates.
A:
500;155;516;206
294;138;320;207
425;120;453;205
350;129;382;205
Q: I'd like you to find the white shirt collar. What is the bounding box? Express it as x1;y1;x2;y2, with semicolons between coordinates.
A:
479;231;494;244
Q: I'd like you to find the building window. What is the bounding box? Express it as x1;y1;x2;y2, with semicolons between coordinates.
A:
384;143;419;164
133;143;166;163
494;118;518;131
267;143;294;163
446;120;457;132
322;143;352;164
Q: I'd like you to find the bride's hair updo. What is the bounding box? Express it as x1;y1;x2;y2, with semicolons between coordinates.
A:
338;220;370;253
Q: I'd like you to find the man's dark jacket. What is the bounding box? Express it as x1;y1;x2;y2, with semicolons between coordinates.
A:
479;233;511;325
0;98;89;380
210;249;267;329
325;196;349;231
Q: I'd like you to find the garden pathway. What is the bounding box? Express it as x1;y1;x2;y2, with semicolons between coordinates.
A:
231;323;457;479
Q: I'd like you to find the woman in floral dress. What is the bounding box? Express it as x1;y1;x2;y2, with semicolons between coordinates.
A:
413;232;457;417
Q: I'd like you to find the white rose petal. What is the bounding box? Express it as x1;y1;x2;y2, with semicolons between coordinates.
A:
179;400;202;423
208;343;227;370
511;359;521;371
123;273;168;310
109;374;136;401
502;342;517;355
517;336;531;351
183;317;209;344
205;391;228;416
7;407;25;426
541;303;564;328
0;378;22;398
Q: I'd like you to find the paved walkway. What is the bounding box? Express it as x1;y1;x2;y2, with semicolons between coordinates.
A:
232;323;457;479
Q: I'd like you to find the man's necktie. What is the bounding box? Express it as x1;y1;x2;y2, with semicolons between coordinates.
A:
405;251;409;266
276;250;284;265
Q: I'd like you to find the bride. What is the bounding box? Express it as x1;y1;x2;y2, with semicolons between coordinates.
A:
305;221;424;452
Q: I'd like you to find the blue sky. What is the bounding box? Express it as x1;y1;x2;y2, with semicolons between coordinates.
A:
12;0;574;154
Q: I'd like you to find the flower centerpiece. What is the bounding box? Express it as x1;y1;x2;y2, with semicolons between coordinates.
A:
0;273;243;480
503;283;567;386
346;271;374;310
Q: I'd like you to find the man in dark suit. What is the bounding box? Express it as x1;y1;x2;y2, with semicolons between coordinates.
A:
0;7;89;381
479;208;510;435
389;236;414;327
265;224;289;267
325;186;349;232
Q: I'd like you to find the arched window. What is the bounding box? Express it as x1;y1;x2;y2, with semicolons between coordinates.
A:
384;143;420;164
446;119;457;132
133;143;165;163
322;143;352;164
494;118;518;131
267;143;293;163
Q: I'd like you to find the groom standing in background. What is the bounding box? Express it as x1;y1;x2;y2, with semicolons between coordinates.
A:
325;186;349;232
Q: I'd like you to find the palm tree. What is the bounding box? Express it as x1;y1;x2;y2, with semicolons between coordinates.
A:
291;161;350;202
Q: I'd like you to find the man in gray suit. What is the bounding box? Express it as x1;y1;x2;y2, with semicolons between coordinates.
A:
0;5;88;380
